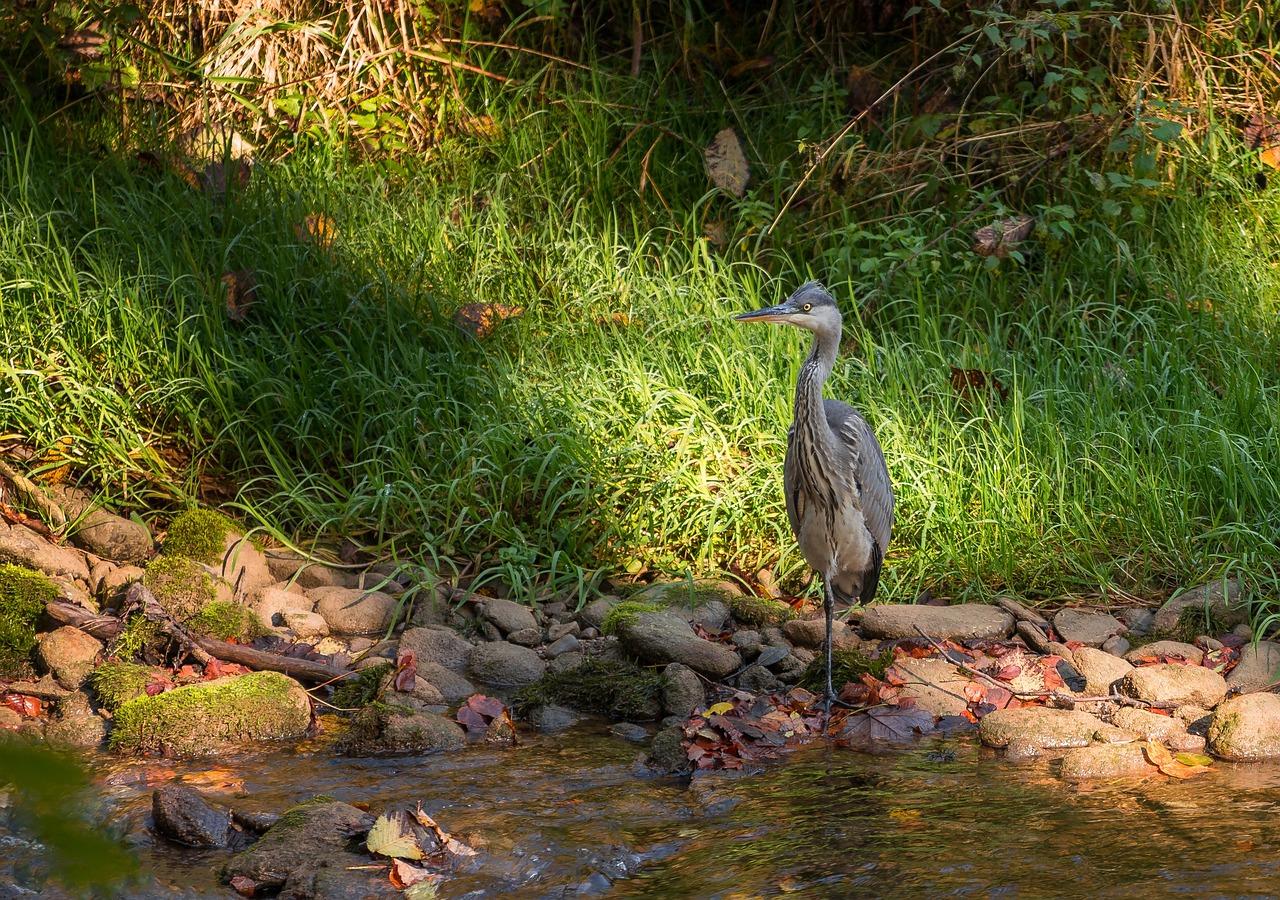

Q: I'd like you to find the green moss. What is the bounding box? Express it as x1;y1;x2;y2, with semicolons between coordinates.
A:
601;601;661;636
728;593;797;627
188;601;269;641
89;660;154;711
112;614;162;661
144;556;216;622
512;657;664;720
109;671;310;756
331;662;392;710
799;646;895;693
0;565;58;677
163;509;233;564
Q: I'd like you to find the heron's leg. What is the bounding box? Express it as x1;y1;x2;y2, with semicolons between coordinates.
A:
823;572;836;717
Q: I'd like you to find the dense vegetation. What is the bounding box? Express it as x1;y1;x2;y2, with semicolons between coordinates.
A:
2;1;1279;615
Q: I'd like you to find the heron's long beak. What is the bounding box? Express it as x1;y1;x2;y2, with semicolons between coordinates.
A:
734;304;791;323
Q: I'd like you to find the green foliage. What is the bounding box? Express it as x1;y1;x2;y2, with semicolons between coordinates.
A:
89;660;153;711
0;565;57;677
331;662;393;710
800;647;895;693
0;739;139;890
144;556;216;621
187;601;269;641
113;615;162;661
163;509;232;564
728;594;797;628
600;602;661;636
513;657;664;720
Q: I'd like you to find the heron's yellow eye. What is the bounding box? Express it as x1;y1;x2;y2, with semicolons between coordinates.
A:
802;303;811;311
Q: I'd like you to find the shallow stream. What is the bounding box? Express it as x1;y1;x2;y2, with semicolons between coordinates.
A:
6;724;1280;898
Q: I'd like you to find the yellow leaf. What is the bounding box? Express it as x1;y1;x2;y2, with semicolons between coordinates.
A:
1261;146;1280;170
707;701;735;716
1159;760;1209;779
1174;751;1213;767
1142;741;1174;768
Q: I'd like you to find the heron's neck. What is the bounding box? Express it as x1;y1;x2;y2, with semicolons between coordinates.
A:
794;326;840;415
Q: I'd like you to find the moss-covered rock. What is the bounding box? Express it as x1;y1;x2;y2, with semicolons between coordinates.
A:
0;564;58;677
513;656;665;720
163;509;233;565
89;660;156;711
799;646;894;692
144;556;216;622
112;614;163;661
727;593;797;627
109;671;312;756
221;797;374;893
600;601;661;636
338;704;466;755
187;601;269;642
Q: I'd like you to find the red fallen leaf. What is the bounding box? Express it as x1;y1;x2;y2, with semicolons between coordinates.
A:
883;664;908;686
394;651;417;692
1219;633;1247;649
896;696;918;710
230;874;258;897
983;685;1015;709
693;623;734;643
456;706;488;733
144;681;169;696
995;665;1022;681
785;687;817;709
1062;640;1086;651
1040;659;1065;691
466;694;507;718
962;682;986;704
3;694;40;717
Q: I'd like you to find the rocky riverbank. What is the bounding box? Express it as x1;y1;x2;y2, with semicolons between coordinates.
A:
2;493;1278;896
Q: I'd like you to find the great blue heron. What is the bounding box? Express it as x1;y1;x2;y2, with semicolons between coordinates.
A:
735;281;894;704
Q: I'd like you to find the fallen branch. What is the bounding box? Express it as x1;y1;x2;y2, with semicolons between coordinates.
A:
1016;620;1051;653
46;600;123;641
911;625;1175;710
996;596;1051;630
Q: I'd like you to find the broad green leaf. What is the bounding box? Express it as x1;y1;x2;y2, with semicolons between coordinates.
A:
1174;752;1213;767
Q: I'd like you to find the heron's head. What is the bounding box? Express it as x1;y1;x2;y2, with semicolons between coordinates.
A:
734;281;842;334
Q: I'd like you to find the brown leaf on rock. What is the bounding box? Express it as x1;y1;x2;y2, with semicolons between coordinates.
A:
222;270;257;323
1142;740;1175;768
3;694;40;718
394;651;417;692
390;858;441;888
229;875;258;897
453;302;523;340
971;214;1035;258
704;127;750;198
467;694;506;719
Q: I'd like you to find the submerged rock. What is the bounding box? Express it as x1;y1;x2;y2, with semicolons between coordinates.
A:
1052;609;1123;648
153;785;232;848
1058;743;1154;782
614;611;740;678
341;706;466;755
1207;693;1280;761
109;671;312;756
1118;664;1227;708
860;604;1014;642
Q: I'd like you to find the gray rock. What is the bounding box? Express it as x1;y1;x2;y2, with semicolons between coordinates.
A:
97;563;144;600
222;799;375;892
1058;743;1154;782
892;657;971;718
782;617;850;650
481;597;538;635
398;626;474;670
153;785;231;848
549;651;585;673
1124;640;1202;664
1151;578;1247;636
1119;664;1227;708
978;707;1111;753
860;604;1014;641
614;611;741;678
35;626;101;689
467;642;546;686
217;533;275;602
1207;693;1280;761
548;621;580;641
737;664;780;694
773;652;809;683
545;633;580;658
1173;704;1213;733
1071;647;1133;696
50;485;153;564
506;627;543;647
662;663;705;719
310;586;398;635
1116;607;1155;636
254;586;313;630
646;725;688;774
528;704;579;732
44;692;106;749
689;600;731;633
282;611;329;640
610;722;650;742
731;629;762;649
578;597;618;629
1233;623;1253;639
0;521;90;581
1100;635;1130;657
1052;609;1124;647
418;662;476;703
1226;640;1280;694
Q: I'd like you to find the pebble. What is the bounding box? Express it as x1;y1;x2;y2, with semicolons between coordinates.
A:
545;634;581;658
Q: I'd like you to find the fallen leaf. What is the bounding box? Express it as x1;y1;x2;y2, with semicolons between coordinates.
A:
390;858;441;888
1142;741;1175;768
394;651;417;692
453;302;523;340
704;127;750;198
1159;760;1210;779
707;701;735;716
836;705;935;747
1174;751;1213;767
726;56;774;78
230;874;258;897
466;694;506;719
367;811;425;860
221;270;257;323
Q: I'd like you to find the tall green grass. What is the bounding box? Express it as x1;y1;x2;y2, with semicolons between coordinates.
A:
1;61;1278;612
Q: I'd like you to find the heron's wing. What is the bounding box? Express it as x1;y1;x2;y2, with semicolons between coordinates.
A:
783;423;803;540
825;399;894;558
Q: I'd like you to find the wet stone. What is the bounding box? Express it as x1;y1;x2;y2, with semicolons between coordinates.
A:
1119;664;1227;708
529;704;580;732
978;707;1109;752
153;785;231;848
662;663;705;719
1058;743;1153;782
610;722;650;743
221;799;375;893
1052;609;1124;648
860;603;1014;642
1207;693;1280;761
